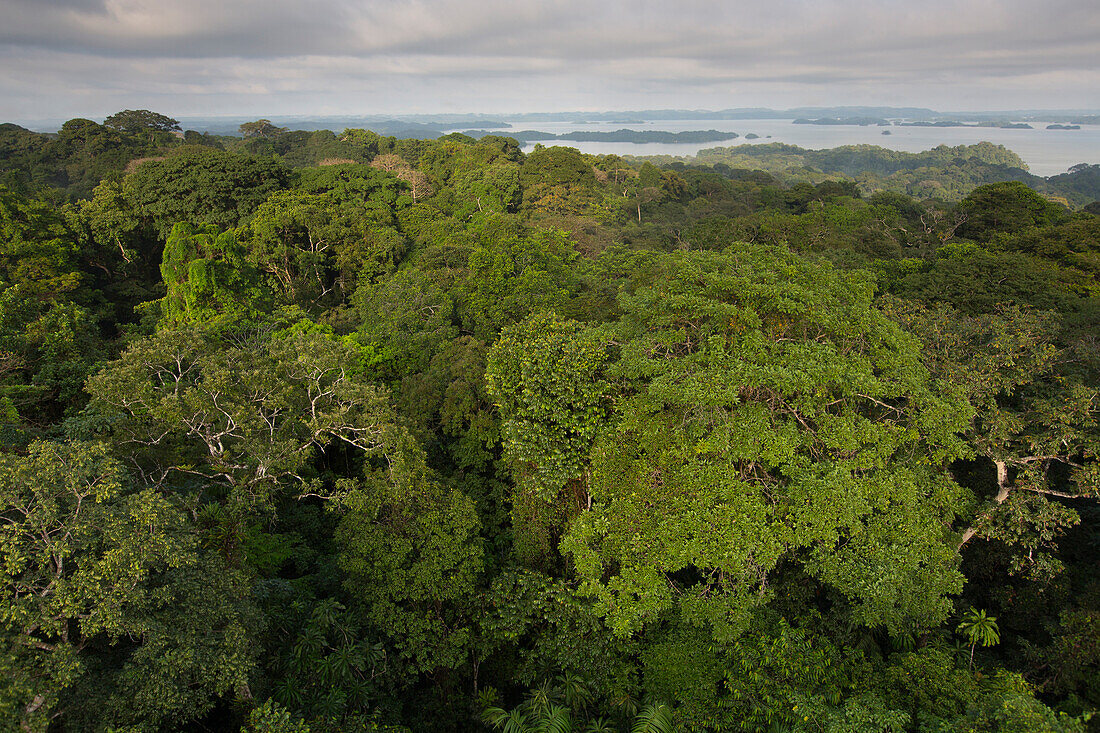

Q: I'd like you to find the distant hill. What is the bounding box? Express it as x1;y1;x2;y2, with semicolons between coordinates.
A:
634;141;1100;206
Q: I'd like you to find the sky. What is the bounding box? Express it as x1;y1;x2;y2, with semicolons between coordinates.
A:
2;0;1098;122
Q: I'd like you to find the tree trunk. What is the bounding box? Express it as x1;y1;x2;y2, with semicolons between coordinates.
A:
959;460;1010;547
22;694;46;732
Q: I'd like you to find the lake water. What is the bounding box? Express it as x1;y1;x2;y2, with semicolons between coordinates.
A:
478;118;1100;177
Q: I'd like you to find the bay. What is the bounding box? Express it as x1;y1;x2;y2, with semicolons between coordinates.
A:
475;118;1100;177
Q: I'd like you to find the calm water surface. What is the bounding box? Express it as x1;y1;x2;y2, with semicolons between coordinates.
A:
485;119;1100;177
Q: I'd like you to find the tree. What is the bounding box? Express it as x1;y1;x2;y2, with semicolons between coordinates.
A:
85;320;398;514
0;185;81;305
956;607;1000;669
0;441;201;730
353;266;459;381
883;299;1097;578
243;700;312;733
123;148;290;237
160;222;269;325
0;125;50;194
0;187;104;431
370;154;434;201
486;313;610;565
521;146;597;215
103;110;180;136
238;191;338;306
86;316;484;670
255;167;409;290
480;676;675;733
460;215;583;340
239;120;289;139
529;246;976;639
337;128;394;162
72;179;164;323
956;182;1071;241
336;456;483;674
1026;583;1100;706
46;119;146;199
641;615;861;732
262;598;386;721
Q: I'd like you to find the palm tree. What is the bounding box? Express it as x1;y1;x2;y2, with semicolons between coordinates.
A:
482;706;534;733
481;703;572;733
556;672;593;716
583;717;617;733
481;683;676;732
956;607;1000;669
631;703;676;733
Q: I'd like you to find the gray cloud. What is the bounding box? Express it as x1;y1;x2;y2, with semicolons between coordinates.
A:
0;0;1097;119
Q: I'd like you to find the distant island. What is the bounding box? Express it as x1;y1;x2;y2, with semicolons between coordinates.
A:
1047;124;1081;130
631;141;1099;205
462;128;739;144
792;117;1038;129
789;118;1038;130
794;117;889;126
569;119;647;125
899;120;1033;129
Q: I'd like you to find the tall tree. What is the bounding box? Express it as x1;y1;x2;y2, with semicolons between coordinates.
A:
103;110;181;137
490;246;974;639
123;148;290;237
85;320;397;513
239;120;289;139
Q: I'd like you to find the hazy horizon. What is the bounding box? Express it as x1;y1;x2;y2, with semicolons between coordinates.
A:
2;0;1097;122
10;107;1100;135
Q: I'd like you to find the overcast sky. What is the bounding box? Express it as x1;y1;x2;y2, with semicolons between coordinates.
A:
2;0;1098;122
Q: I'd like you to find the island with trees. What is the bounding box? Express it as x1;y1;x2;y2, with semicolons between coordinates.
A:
898;120;1034;129
793;116;890;126
643;141;1100;205
463;129;740;144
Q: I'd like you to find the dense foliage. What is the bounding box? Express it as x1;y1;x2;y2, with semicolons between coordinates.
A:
0;112;1098;732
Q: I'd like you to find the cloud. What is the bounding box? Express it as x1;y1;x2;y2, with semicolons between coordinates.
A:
0;0;1097;118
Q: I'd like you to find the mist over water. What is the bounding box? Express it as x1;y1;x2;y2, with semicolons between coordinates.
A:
488;118;1100;176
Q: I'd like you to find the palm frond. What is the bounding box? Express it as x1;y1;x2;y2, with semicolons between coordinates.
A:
632;702;676;733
